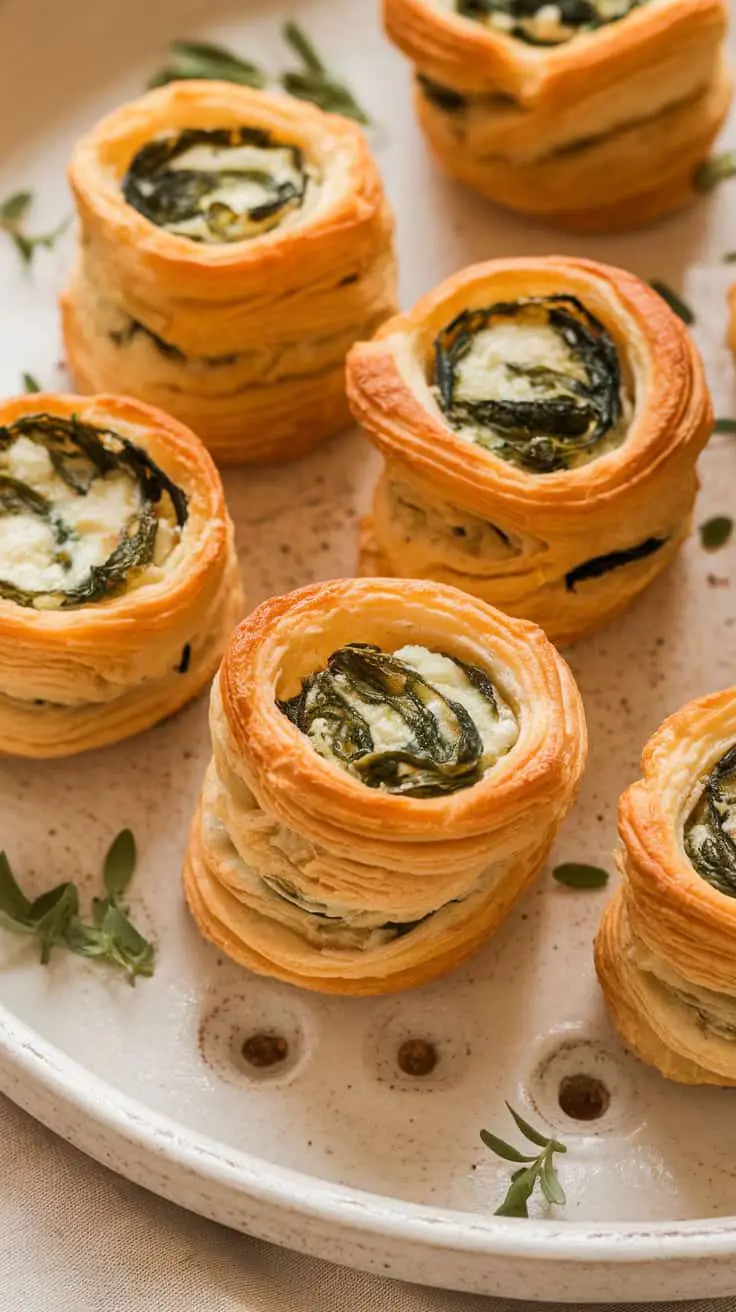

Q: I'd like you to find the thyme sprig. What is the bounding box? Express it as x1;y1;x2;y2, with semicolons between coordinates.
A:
149;24;370;124
0;830;155;982
481;1105;567;1217
149;38;267;90
281;22;370;124
0;191;68;268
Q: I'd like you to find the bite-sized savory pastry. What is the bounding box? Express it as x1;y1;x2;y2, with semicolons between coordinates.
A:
347;257;712;645
0;392;242;758
383;0;731;231
61;81;397;464
596;689;736;1086
183;577;587;995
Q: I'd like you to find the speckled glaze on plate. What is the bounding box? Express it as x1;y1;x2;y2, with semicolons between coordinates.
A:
1;0;736;1302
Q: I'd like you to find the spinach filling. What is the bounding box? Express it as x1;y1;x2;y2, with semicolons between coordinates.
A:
684;745;736;899
277;642;512;798
455;0;643;46
433;296;624;474
122;126;311;244
0;414;187;609
564;537;666;592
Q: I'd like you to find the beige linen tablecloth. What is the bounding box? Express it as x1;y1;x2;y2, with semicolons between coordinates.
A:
0;1094;733;1312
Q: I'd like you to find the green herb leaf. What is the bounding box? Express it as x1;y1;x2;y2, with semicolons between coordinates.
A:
148;38;267;90
723;251;736;264
281;22;370;124
494;1166;538;1218
506;1102;560;1149
0;191;32;224
694;151;736;193
28;883;79;964
700;516;733;551
540;1154;567;1207
649;280;695;326
0;193;69;270
714;418;736;434
0;832;155;981
22;372;41;394
103;828;137;899
552;862;610;889
479;1130;537;1163
0;851;32;922
481;1106;568;1217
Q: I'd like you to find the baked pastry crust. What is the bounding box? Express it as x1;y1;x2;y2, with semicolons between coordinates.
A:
595;688;736;1085
384;0;731;231
62;81;397;464
0;392;242;757
184;577;587;995
347;256;712;645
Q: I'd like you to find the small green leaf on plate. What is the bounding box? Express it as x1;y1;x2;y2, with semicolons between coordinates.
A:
700;516;733;551
479;1130;536;1163
649;280;695;326
714;418;736;434
553;863;610;889
694;151;736;193
103;828;137;898
22;372;41;393
0;191;32;224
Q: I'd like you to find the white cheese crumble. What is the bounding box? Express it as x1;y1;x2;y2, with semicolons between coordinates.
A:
0;435;178;605
158;141;311;243
454;318;586;408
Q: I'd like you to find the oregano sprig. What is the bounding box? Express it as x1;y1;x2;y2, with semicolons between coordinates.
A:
481;1104;567;1217
0;831;155;983
0;191;69;269
148;23;370;124
280;22;370;124
148;38;267;90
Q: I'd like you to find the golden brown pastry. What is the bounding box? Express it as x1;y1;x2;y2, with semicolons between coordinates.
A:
183;576;587;995
61;81;397;464
384;0;731;231
347;256;712;645
596;688;736;1086
0;392;242;757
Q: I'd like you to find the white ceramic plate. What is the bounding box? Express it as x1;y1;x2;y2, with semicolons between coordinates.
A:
1;0;736;1301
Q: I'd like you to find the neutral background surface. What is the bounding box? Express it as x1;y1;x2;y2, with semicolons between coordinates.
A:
2;1089;735;1312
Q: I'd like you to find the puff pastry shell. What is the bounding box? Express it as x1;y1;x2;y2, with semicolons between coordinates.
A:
347;257;712;645
61;82;397;464
183;577;587;995
384;0;731;231
0;392;242;757
596;688;736;1086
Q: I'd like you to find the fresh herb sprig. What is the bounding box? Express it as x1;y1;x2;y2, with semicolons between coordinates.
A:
694;152;736;194
22;372;41;393
481;1105;567;1217
0;830;155;983
0;191;68;269
281;22;370;124
148;38;267;90
714;418;736;434
149;23;370;125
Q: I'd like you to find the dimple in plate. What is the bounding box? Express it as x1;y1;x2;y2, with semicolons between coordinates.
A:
1;0;736;1301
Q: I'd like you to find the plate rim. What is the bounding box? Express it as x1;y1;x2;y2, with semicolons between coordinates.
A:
2;997;736;1266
